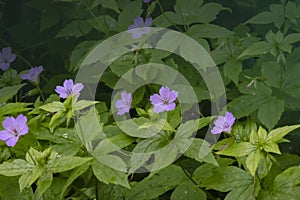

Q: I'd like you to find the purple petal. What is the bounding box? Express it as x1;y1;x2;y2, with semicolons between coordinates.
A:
214;116;225;127
159;86;171;98
0;63;9;71
169;90;178;102
131;31;143;39
211;126;223;134
133;16;144;27
55;86;68;99
21;73;30;80
153;104;165;113
143;0;151;3
121;92;132;102
165;102;176;111
6;136;19;147
72;83;84;94
16;114;28;135
63;79;74;90
150;94;162;105
128;24;138;30
115;99;126;109
2;116;16;132
117;107;130;115
0;130;13;140
225;112;235;126
144;18;153;27
2;47;16;63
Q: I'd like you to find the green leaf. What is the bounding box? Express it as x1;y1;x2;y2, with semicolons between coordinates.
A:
188;24;233;39
238;41;272;59
0;103;31;116
117;1;142;31
174;120;199;139
246;11;274;24
0;176;33;200
34;171;53;199
60;162;90;199
39;101;64;112
92;159;130;189
170;180;207;200
47;156;92;173
127;165;187;200
0;159;33;176
216;142;256;157
73;100;99;111
56;20;93;38
184;138;213;162
201;166;253;192
284;33;300;44
0;84;26;103
258;97;285;130
224;58;242;84
19;166;43;191
246;150;264;176
271;166;300;199
265;125;300;143
100;0;120;13
263;142;281;154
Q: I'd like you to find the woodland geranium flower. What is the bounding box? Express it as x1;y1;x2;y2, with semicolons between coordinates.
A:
128;16;153;39
0;114;29;147
55;79;84;99
0;47;17;71
21;66;44;83
150;86;178;113
211;112;235;134
115;91;132;115
143;0;151;3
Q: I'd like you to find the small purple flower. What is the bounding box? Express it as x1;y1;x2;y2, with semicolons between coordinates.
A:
128;16;153;39
115;91;132;115
21;66;44;83
0;114;29;147
55;79;84;99
143;0;151;3
211;112;235;134
150;86;178;113
0;47;17;71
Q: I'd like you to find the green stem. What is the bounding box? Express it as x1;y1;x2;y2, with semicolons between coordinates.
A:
36;84;46;102
175;0;188;32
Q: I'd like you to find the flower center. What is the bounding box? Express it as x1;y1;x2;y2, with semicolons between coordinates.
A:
12;129;18;136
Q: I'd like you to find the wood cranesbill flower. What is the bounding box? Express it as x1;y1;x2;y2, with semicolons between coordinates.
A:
115;91;132;115
0;114;29;147
150;86;178;113
143;0;151;3
21;66;44;83
0;47;17;71
128;16;153;39
211;112;235;134
55;79;84;99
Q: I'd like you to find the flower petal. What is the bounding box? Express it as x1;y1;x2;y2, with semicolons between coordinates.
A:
144;18;153;27
153;104;165;113
2;116;16;132
63;79;74;90
72;83;84;94
150;94;162;105
55;86;68;99
6;136;18;147
0;130;13;140
165;102;176;111
133;16;144;27
16;114;28;135
159;86;171;98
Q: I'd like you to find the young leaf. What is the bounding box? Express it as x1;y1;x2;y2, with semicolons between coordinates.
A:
246;150;264;176
39;101;64;113
265;125;300;143
216;142;256;157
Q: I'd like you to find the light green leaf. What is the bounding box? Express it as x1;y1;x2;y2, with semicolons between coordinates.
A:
47;156;92;173
34;171;53;199
263;142;281;154
246;150;264;176
170;180;207;200
19;166;43;191
265;125;300;143
0;103;31;116
92;159;130;189
39;101;64;112
0;159;33;176
216;142;256;157
73;100;99;111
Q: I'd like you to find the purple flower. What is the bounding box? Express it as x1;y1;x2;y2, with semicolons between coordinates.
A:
55;79;84;99
128;17;153;39
150;86;178;113
115;91;132;115
0;114;29;147
21;66;44;83
0;47;17;71
143;0;151;3
211;112;235;134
